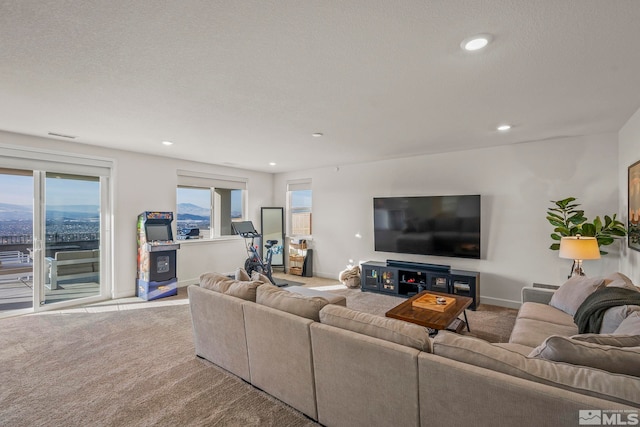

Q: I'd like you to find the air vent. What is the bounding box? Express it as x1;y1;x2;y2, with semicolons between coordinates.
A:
48;132;77;139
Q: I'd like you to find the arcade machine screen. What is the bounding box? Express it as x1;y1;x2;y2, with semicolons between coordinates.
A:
146;223;172;241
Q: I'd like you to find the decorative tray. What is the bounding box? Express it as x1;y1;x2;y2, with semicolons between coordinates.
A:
412;293;456;312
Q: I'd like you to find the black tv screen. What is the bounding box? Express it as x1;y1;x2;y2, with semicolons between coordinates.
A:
373;195;481;259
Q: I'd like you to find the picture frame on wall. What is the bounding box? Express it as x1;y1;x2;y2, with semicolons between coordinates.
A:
629;159;640;251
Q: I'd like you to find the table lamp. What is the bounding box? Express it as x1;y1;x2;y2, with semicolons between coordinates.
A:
558;235;601;278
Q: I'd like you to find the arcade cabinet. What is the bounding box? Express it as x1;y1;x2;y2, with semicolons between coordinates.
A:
136;211;181;300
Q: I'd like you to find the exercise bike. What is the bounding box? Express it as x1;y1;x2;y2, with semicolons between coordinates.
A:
231;220;284;286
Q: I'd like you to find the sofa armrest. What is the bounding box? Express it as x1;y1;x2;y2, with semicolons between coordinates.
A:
532;282;560;290
521;286;555;305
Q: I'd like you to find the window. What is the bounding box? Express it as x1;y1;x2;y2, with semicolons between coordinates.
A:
177;171;246;239
176;187;212;238
287;180;312;236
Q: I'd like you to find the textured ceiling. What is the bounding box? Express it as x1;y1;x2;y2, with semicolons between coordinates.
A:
1;1;640;172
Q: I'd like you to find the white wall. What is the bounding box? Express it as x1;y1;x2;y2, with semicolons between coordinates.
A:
0;131;273;298
3;127;628;307
619;106;640;282
274;133;621;308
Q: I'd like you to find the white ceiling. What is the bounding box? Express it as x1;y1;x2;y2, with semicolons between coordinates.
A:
1;1;640;173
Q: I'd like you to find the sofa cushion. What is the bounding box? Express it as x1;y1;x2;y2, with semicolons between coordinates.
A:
604;272;639;292
319;304;431;352
285;286;347;306
492;342;535;356
516;302;576;327
509;317;578;348
251;271;272;284
549;275;605;316
433;331;640;406
199;272;235;293
528;335;640;377
256;284;329;321
571;333;640;347
235;267;251;281
599;305;640;333
614;311;640;335
200;272;262;301
226;280;262;302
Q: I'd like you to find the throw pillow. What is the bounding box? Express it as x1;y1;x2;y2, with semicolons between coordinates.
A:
432;331;640;406
571;333;640;347
599;305;640;333
256;284;329;321
528;335;640;377
199;272;235;293
319;304;431;352
235;267;251;281
226;280;262;302
251;271;272;284
604;272;639;292
549;275;605;316
614;311;640;335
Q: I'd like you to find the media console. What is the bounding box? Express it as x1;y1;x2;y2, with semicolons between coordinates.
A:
360;260;480;310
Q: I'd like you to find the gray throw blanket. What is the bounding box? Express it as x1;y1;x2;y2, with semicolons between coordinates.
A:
573;286;640;334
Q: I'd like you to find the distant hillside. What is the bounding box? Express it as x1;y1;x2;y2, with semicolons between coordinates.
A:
0;203;100;221
0;203;32;220
177;213;209;221
177;203;209;221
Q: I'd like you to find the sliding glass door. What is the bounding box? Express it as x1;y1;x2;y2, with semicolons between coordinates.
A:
0;168;34;313
0;159;110;317
41;173;102;305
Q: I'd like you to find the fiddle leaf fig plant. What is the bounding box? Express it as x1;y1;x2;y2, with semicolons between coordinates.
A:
547;197;627;255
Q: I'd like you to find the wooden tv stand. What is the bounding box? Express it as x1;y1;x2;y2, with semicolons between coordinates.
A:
360;260;480;310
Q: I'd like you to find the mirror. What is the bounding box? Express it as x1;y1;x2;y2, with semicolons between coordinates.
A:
261;207;285;266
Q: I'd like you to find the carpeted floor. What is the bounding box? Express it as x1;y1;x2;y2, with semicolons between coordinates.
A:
0;296;318;427
0;274;517;426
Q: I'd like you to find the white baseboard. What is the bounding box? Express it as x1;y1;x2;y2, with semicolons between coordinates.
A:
178;277;199;288
480;296;521;309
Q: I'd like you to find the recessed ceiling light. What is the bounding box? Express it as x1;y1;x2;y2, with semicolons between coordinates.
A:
497;124;512;131
312;133;323;137
162;140;173;146
461;34;492;51
269;162;276;166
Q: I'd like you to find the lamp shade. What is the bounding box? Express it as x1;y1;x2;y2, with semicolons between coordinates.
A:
559;236;601;260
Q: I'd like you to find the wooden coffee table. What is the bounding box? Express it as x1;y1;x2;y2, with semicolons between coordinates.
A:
385;290;472;331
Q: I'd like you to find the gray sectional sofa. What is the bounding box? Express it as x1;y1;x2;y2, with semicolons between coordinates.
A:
188;272;640;427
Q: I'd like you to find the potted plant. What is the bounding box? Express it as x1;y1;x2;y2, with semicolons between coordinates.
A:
546;197;627;255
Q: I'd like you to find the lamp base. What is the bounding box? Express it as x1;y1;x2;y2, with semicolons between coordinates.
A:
568;259;586;279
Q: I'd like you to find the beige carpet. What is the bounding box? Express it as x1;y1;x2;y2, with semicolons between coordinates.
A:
0;295;317;427
0;275;517;426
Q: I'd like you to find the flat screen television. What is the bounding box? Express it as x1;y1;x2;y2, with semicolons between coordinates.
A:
373;195;481;259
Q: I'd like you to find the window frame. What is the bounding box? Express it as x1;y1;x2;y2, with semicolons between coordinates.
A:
176;170;247;240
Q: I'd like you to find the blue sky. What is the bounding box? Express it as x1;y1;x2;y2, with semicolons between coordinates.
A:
0;174;32;205
0;174;99;206
291;190;312;209
46;177;99;205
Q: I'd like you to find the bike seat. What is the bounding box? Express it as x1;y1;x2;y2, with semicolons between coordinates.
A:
265;240;278;248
